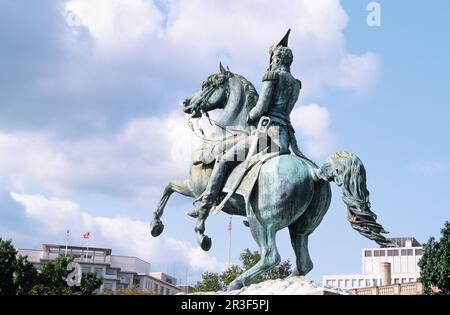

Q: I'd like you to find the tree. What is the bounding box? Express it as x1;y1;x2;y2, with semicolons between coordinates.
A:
0;238;102;295
195;248;292;292
220;265;243;287
14;255;39;295
238;249;292;283
194;272;223;292
0;238;38;295
29;255;102;295
418;221;450;295
79;272;103;295
0;238;18;295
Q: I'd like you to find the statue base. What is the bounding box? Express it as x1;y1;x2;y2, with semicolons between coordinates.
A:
188;276;351;295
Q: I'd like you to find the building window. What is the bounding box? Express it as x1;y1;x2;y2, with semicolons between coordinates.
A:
415;249;423;255
326;280;332;286
359;279;364;287
394;278;399;284
337;280;342;288
387;249;399;256
120;275;130;284
345;280;350;287
401;278;407;283
94;267;103;277
165;288;170;295
103;283;113;291
409;278;415;283
401;249;407;256
364;250;372;257
81;266;91;274
365;279;371;287
352;279;357;288
373;279;378;286
407;249;413;255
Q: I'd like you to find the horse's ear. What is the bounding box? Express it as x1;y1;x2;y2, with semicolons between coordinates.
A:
219;62;226;74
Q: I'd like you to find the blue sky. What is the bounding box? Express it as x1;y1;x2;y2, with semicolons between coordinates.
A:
0;0;448;285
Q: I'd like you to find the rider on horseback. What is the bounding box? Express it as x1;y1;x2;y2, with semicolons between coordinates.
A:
189;29;307;217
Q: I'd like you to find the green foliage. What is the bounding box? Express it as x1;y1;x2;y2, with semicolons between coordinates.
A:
0;238;19;295
419;221;450;295
99;286;157;295
195;248;292;292
14;255;39;295
0;238;102;295
0;238;38;295
238;249;292;283
194;272;223;292
220;264;243;287
79;272;103;295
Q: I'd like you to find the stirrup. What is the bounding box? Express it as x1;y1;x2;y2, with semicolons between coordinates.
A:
192;194;205;207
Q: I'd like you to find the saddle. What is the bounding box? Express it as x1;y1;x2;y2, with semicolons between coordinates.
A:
221;150;280;204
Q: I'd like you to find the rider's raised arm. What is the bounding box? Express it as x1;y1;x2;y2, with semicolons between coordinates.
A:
248;71;278;123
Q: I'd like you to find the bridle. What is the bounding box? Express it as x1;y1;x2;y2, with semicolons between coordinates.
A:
187;78;249;143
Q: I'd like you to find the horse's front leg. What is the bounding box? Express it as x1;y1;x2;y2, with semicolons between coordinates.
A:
150;179;194;237
194;207;212;251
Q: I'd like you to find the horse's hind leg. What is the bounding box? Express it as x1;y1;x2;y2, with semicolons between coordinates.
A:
150;179;194;237
228;220;280;290
288;227;313;276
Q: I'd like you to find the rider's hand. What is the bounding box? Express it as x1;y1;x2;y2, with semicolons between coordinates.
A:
247;115;256;126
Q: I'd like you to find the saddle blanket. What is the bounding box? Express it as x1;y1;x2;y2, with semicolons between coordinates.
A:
222;152;280;202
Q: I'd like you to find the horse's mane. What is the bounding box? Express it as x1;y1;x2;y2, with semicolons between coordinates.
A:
232;74;258;112
206;72;258;112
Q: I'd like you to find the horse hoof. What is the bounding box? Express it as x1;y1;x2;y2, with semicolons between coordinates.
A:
199;235;212;251
227;279;243;291
150;219;164;237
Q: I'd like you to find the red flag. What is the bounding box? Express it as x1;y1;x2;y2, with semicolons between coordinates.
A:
83;232;90;239
227;219;232;231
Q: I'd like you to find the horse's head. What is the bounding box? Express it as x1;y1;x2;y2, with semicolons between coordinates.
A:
183;63;233;118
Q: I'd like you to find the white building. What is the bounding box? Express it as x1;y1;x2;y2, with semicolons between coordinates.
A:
18;244;181;295
322;237;423;290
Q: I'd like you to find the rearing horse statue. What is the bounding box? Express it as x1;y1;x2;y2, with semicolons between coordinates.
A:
149;65;394;291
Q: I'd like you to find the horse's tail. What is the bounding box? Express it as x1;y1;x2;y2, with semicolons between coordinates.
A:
316;151;396;247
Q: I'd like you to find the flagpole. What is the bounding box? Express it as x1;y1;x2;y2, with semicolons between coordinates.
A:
227;216;232;269
86;237;89;262
65;229;69;257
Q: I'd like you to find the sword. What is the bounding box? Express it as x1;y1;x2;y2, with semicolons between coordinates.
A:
212;116;271;214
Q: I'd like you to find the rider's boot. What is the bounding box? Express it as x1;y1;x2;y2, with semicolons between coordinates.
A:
189;160;232;217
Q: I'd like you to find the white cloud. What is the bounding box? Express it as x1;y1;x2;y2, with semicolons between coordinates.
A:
291;104;337;159
407;161;449;176
0;112;203;200
10;192;226;273
64;0;380;94
65;0;163;53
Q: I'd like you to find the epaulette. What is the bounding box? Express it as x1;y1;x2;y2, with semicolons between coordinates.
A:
262;71;279;81
296;79;302;89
